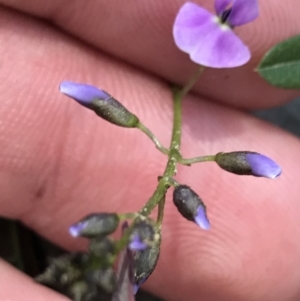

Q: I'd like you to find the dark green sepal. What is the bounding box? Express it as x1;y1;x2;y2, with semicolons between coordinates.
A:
91;97;139;128
215;151;253;175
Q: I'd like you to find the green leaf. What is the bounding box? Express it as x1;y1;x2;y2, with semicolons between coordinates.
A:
257;35;300;89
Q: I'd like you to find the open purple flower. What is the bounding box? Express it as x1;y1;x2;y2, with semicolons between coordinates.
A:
173;0;259;68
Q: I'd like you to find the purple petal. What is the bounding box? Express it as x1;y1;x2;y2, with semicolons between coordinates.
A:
194;206;210;230
173;2;250;68
245;153;282;179
228;0;259;26
69;221;89;237
59;81;110;107
112;245;135;301
134;277;147;295
191;24;250;68
214;0;232;16
173;3;215;54
129;235;148;251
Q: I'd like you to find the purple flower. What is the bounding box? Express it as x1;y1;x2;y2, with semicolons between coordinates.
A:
173;0;259;68
215;151;282;178
59;81;111;107
112;240;135;301
69;220;89;237
245;153;282;178
173;185;210;230
128;219;156;251
128;234;148;251
194;206;211;230
134;278;147;295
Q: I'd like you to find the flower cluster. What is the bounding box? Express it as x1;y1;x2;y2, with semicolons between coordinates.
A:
36;1;283;301
53;78;281;300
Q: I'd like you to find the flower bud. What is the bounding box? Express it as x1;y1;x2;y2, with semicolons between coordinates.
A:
173;185;210;230
35;252;89;287
89;237;115;258
87;268;116;293
129;219;158;251
133;231;161;294
60;81;139;128
69;213;119;238
215;151;282;178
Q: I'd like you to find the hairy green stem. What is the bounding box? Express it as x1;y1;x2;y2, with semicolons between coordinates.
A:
136;122;169;155
156;196;166;226
179;154;216;165
118;212;139;220
139;89;182;216
140;66;206;222
115;66;205;252
179;65;205;97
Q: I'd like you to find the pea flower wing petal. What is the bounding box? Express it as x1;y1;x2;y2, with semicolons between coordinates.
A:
229;0;259;26
173;2;216;54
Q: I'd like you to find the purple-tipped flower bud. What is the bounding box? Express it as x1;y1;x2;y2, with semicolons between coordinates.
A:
129;219;158;251
60;81;139;128
133;231;161;294
173;185;210;230
60;81;110;107
69;213;119;238
215;151;282;178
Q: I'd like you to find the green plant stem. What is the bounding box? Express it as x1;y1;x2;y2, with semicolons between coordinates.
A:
156;196;166;226
139;89;182;217
89;68;210;273
179;65;205;97
139;66;206;222
179;154;216;165
136;122;169;155
118;212;139;220
113;66;205;252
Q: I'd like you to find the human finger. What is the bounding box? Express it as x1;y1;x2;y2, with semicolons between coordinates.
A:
0;0;299;108
1;8;300;301
0;260;70;301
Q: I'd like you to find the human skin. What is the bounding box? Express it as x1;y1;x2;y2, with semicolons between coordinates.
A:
0;1;300;301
